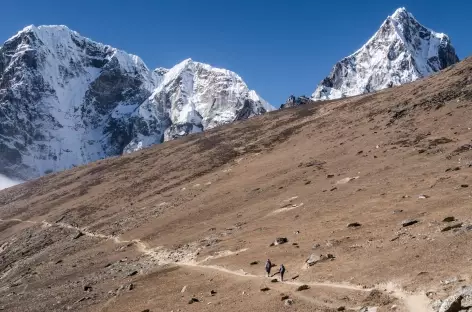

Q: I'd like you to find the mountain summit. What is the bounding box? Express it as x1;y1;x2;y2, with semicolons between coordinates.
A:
312;7;459;101
0;25;273;180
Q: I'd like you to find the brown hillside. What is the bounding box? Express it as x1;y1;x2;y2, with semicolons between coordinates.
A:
2;57;472;312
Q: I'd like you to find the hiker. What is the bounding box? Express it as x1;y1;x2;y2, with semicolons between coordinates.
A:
265;259;272;277
279;264;286;281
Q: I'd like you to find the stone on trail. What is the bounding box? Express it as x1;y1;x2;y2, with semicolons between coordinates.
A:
188;298;199;304
359;307;378;312
270;237;288;246
181;285;187;293
337;307;346;311
418;194;430;199
250;261;259;265
296;285;309;291
281;295;289;301
441;223;463;232
347;222;362;228
443;216;456;222
271;279;278;283
401;219;419;227
260;287;270;292
284;299;294;306
73;231;84;240
210;290;217;296
128;270;138;277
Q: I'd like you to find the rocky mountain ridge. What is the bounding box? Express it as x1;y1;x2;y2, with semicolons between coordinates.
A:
0;25;273;180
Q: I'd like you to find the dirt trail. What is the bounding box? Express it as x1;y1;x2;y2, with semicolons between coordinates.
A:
0;217;432;311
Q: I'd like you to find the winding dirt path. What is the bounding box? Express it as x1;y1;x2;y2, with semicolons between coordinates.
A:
0;217;433;311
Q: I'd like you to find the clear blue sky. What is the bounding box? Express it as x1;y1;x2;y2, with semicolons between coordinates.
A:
0;0;470;105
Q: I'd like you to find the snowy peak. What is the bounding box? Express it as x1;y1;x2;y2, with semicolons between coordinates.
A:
312;8;459;101
124;58;274;150
0;25;271;180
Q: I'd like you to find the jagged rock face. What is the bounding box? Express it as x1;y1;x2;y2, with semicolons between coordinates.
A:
0;26;272;180
280;95;314;109
124;59;272;150
312;8;460;101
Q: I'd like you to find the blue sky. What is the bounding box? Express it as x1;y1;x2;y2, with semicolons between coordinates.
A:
0;0;470;105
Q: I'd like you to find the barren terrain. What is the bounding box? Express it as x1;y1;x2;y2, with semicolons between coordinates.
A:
2;57;472;311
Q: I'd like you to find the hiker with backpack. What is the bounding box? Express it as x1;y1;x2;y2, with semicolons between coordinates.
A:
279;264;286;281
265;259;272;277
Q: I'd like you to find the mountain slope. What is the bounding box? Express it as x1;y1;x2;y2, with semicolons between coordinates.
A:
312;7;459;101
1;54;472;311
0;25;272;180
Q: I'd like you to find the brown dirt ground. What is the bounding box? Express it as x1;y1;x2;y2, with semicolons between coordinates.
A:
2;57;472;311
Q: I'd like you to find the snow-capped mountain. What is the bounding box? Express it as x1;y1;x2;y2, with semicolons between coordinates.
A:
312;7;459;101
124;59;272;152
0;25;273;180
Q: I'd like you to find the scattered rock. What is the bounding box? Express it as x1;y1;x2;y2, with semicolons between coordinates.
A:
292;243;298;246
141;310;150;312
188;298;199;304
304;180;312;185
393;209;404;214
281;295;290;301
359;307;378;312
312;243;321;249
73;231;84;240
461;184;469;188
438;294;462;312
250;261;259;265
210;290;217;296
181;285;187;293
75;297;90;303
443;217;456;222
418;194;430;199
440;277;459;285
336;177;360;184
83;285;92;292
55;259;63;264
330;187;338;192
327;174;335;179
441;223;463;232
284;299;294;306
299;160;326;168
445;167;461;172
260;287;270;292
296;285;309;291
291;275;299;280
271;279;278;283
402;219;419;227
337;307;346;311
418;149;426;154
104;263;112;268
270;237;288;246
347;222;362;228
128;283;134;291
128;270;138;277
306;254;323;266
357;151;364;155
